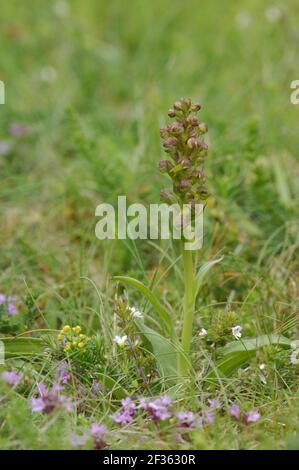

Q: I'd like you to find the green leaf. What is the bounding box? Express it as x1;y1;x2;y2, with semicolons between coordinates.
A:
112;275;172;335
221;334;291;355
135;320;179;381
195;256;223;297
0;337;45;358
97;373;128;399
206;334;291;380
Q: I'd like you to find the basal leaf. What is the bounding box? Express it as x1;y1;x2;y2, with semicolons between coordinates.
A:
206;334;291;380
0;337;45;358
220;334;291;356
135;320;179;381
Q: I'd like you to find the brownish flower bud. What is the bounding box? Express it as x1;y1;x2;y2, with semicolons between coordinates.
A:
160;188;177;204
173;100;183;111
187;137;202;149
160;125;170;138
179;179;192;192
199;187;209;199
186;114;199;126
180;97;191;111
170;121;184;134
191;102;201;111
188;138;208;152
163;137;178;150
168;108;176;118
178;156;191;167
193;168;205;180
201;141;209;152
187;137;196;149
197;121;208;134
185;192;194;202
158;160;173;173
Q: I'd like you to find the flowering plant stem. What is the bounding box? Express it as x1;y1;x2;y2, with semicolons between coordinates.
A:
158;97;209;377
179;247;196;376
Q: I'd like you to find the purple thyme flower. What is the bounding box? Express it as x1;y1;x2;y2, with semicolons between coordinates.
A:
91;423;108;435
143;396;172;421
112;409;134;425
207;398;222;410
91;379;103;393
244;410;260;424
30;381;73;414
0;141;11;156
202;410;215;425
112;397;136;425
121;397;136;414
31;397;46;412
70;433;89;448
52;381;64;392
176;411;196;428
1;370;22;387
228;404;241;420
0;294;18;316
137;398;148;410
7;301;17;316
71;423;108;449
90;423;108;450
9;122;31;137
56;361;71;384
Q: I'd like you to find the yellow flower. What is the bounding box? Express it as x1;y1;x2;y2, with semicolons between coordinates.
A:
64;342;71;352
73;325;81;334
57;334;64;341
78;341;85;349
72;341;78;347
62;325;71;334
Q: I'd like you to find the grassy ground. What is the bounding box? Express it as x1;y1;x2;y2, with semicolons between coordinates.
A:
0;0;299;450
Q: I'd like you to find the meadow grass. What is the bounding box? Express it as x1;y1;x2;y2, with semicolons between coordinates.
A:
0;0;299;450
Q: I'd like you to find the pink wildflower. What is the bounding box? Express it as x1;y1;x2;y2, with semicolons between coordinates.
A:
1;370;22;387
30;381;73;414
244;410;260;424
228;404;241;420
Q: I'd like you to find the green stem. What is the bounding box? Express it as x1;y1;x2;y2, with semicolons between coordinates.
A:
179;247;196;376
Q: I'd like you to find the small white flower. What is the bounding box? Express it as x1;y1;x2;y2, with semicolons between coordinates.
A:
291;351;299;365
290;341;299;365
114;335;128;348
232;325;242;340
259;373;267;385
259;365;267;384
199;328;208;337
265;6;281;23
129;306;143;319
